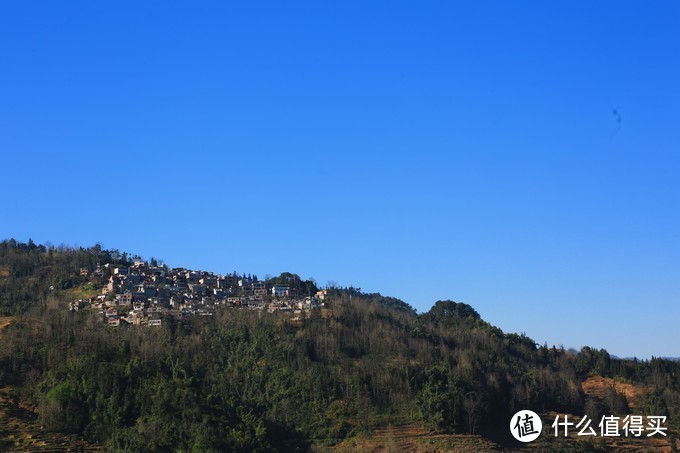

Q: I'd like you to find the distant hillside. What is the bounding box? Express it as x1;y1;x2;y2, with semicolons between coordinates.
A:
1;238;679;451
661;357;680;362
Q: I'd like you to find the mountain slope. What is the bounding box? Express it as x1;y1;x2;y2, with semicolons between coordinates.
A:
0;238;679;451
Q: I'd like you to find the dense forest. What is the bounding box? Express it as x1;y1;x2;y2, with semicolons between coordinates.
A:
0;239;679;451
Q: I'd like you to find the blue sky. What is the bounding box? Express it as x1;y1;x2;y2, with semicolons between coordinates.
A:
2;2;679;358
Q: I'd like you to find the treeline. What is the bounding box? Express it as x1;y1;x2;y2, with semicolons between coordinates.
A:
0;239;679;450
0;239;130;315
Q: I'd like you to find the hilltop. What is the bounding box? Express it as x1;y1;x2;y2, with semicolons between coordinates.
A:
0;238;679;451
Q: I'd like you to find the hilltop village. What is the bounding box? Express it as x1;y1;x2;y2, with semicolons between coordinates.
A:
69;261;326;327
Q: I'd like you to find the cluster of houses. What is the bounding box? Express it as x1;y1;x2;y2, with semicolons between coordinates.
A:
70;261;327;327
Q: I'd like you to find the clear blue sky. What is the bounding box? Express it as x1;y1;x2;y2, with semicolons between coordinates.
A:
1;2;679;359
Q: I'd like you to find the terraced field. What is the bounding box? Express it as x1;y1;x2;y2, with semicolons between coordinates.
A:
0;387;101;452
326;424;504;452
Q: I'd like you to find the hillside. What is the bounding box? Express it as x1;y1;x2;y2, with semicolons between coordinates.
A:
1;238;679;451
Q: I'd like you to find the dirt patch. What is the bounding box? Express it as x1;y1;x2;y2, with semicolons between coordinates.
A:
0;316;16;342
582;376;652;410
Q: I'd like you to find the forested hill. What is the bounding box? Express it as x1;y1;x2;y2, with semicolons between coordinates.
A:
1;238;679;451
